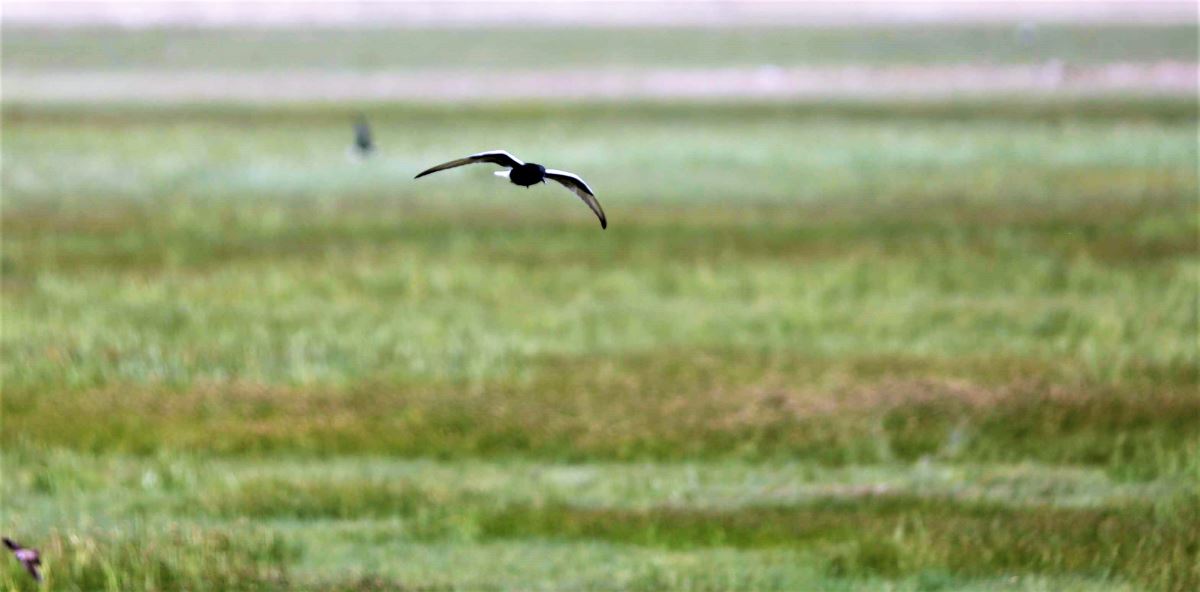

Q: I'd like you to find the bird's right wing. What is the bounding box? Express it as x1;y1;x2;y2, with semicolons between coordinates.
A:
414;150;524;178
23;559;41;582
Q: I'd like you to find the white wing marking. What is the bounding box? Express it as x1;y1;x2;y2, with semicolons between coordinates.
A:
472;150;523;165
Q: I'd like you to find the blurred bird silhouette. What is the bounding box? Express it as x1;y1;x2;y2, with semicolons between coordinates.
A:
352;115;374;158
1015;21;1038;47
415;150;606;229
3;537;42;583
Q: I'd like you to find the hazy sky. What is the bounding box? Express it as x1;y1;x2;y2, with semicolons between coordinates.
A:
5;1;1193;28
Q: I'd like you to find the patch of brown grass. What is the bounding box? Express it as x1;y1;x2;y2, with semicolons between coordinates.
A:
5;350;1196;473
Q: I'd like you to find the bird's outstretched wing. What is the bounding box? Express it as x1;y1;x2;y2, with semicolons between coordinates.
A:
545;169;606;229
22;556;41;583
414;150;524;178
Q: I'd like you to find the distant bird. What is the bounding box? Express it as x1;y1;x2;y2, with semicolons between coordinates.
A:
1015;21;1038;47
352;116;375;157
415;150;606;229
3;537;42;583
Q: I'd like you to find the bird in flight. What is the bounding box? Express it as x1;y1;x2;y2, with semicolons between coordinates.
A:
3;537;42;583
352;115;374;158
415;150;606;229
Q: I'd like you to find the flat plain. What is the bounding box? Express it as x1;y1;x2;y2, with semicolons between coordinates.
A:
1;25;1198;592
4;25;1197;70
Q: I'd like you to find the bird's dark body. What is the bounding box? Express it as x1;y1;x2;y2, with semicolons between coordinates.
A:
508;163;546;187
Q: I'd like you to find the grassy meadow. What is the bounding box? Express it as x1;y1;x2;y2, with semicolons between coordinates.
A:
2;24;1199;592
4;25;1197;71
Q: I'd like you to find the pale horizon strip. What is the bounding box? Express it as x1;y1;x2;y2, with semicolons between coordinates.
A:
3;0;1194;29
4;63;1196;104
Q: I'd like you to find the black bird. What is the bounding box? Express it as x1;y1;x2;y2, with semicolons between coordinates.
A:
353;116;374;157
3;537;42;583
415;150;606;229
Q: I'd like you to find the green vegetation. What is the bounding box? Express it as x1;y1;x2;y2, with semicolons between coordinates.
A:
3;100;1195;591
3;24;1196;71
2;22;1198;590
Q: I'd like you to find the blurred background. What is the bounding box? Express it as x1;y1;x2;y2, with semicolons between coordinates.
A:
2;1;1197;590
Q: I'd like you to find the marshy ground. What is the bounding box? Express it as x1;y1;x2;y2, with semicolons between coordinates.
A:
1;23;1198;592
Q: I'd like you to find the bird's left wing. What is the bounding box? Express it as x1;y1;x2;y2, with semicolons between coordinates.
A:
414;150;524;178
545;169;606;229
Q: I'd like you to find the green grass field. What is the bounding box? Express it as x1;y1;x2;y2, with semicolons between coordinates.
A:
2;22;1199;592
3;25;1196;71
3;99;1196;591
